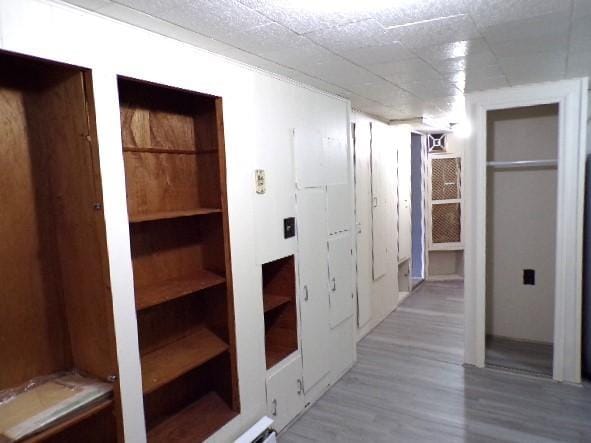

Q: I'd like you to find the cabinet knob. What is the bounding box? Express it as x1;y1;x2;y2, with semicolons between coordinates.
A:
331;277;336;291
272;399;277;416
304;285;309;301
297;378;303;395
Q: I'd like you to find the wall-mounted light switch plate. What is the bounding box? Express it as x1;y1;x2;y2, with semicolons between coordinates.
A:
284;217;295;239
255;169;265;194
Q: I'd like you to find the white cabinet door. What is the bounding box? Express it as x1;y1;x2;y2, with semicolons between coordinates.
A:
371;123;391;280
266;355;304;432
327;183;352;235
354;121;372;328
328;232;355;327
294;127;324;188
324;136;349;185
398;136;412;262
296;189;330;392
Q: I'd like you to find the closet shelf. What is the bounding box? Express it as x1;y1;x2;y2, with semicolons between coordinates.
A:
135;271;226;310
141;327;229;394
147;392;237;443
23;399;113;443
263;293;291;313
123;146;218;155
129;208;222;223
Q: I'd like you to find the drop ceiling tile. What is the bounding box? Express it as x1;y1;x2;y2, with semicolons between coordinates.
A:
369;58;441;83
469;0;571;28
433;52;498;74
67;0;112;10
397;79;462;99
385;14;481;48
301;59;382;88
258;38;333;70
112;0;189;15
348;81;417;105
231;23;303;53
160;1;269;40
464;75;509;91
372;0;469;28
570;15;591;53
488;33;569;57
306;19;396;51
413;38;492;64
479;11;571;43
338;42;415;65
500;52;566;83
236;0;370;34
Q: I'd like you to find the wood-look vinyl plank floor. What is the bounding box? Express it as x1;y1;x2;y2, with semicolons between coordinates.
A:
281;280;591;442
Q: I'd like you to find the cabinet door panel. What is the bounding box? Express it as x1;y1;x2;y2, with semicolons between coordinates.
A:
266;355;304;432
324;136;348;185
294;127;323;188
296;189;330;392
327;183;352;235
328;233;354;327
398;141;412;261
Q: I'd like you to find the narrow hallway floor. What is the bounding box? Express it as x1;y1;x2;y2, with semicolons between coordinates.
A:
281;280;591;442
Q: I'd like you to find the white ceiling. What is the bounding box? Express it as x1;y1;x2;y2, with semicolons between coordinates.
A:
63;0;591;122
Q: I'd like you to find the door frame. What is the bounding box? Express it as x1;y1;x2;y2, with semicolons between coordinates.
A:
464;78;588;383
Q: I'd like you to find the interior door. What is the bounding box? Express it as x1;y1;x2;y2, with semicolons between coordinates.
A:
398;134;412;262
296;188;330;392
371;123;391;280
328;232;355;327
354;121;372;328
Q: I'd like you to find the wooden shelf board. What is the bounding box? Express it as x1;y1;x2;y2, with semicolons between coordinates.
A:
123;146;218;155
23;398;113;443
262;293;291;313
148;392;236;443
141;327;228;394
129;208;222;223
135;270;226;311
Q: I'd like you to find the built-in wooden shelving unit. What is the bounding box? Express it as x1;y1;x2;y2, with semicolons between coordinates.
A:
0;51;120;442
262;256;298;369
118;77;239;442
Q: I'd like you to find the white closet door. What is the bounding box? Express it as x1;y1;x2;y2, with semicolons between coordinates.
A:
296;188;330;392
294;127;324;188
328;232;354;327
371;123;390;280
324;136;349;185
354;121;372;328
266;355;304;431
398;133;412;262
327;183;352;235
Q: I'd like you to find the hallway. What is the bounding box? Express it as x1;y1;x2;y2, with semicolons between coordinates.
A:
281;281;591;442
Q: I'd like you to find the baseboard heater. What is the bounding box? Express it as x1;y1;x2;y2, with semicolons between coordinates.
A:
234;417;276;443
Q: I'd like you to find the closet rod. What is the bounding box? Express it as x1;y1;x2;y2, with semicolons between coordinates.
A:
487;159;557;169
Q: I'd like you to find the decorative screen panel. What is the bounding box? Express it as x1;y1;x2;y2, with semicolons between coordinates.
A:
431;157;461;201
432;203;461;243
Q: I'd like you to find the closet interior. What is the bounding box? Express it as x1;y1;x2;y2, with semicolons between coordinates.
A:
118;78;240;441
485;104;558;377
0;51;120;442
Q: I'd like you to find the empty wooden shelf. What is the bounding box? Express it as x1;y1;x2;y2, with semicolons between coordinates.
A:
141;327;229;394
119;76;239;440
135;270;226;310
0;51;121;442
129;208;222;224
262;256;298;370
147;392;237;443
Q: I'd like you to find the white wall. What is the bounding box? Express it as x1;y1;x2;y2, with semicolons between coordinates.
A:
485;105;558;344
0;1;353;441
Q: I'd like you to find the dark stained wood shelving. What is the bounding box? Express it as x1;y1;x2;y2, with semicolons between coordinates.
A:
141;327;229;395
123;146;218;155
147;392;237;443
129;208;222;223
23;399;114;443
135;270;226;311
263;293;291;313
